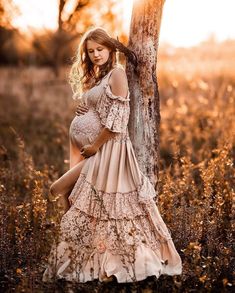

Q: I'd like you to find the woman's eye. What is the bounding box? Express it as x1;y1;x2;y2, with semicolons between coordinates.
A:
88;48;103;53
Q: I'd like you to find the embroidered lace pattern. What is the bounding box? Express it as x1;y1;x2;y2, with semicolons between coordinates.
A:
95;83;130;134
44;174;175;282
59;206;172;257
68;174;172;239
69;110;102;145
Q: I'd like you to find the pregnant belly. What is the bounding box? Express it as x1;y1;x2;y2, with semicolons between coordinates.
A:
69;109;102;149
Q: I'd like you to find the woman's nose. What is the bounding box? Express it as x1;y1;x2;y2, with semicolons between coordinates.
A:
94;50;99;57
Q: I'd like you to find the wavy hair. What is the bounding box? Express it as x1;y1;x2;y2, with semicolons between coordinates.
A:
68;27;137;100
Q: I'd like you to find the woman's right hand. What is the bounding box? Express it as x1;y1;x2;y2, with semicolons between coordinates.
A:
75;104;89;116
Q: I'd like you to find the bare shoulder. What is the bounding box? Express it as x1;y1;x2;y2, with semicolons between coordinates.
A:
109;66;129;98
110;66;127;83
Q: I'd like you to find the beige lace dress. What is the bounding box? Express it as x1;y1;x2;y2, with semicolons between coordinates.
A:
42;66;182;283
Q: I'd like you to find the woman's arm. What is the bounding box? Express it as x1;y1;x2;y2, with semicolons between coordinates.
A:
80;127;116;158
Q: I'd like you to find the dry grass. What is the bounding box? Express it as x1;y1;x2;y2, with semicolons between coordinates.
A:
0;42;234;292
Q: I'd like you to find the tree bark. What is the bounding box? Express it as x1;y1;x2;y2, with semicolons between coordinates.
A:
127;0;165;191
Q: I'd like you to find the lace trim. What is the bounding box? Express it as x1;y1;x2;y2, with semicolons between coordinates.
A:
43;206;173;282
68;174;156;221
95;83;130;133
137;172;157;203
109;131;130;142
104;83;130;102
44;174;174;281
59;207;172;256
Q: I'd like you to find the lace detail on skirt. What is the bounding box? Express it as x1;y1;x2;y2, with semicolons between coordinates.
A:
43;204;178;283
67;174;171;242
69;174;145;220
60;207;172;257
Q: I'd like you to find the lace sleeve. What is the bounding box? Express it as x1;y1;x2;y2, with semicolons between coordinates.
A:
96;83;130;133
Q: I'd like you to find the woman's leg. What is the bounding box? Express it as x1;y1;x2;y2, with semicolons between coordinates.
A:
50;159;86;196
50;158;87;212
50;140;86;213
69;139;84;169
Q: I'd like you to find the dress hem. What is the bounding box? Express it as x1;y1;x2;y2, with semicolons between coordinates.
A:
42;243;182;284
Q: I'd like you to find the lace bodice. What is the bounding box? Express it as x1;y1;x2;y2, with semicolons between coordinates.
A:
69;66;131;150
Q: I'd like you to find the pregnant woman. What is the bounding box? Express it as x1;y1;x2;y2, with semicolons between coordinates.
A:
43;27;182;283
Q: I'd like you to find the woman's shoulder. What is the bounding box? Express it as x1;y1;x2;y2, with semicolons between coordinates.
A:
107;65;129;99
109;65;128;86
110;64;126;75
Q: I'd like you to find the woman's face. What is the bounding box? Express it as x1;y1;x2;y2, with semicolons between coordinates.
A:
86;39;111;66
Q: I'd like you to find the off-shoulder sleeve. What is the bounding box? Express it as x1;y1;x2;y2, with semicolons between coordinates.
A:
96;83;130;133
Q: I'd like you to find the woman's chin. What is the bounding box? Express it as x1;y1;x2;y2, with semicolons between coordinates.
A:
94;60;107;66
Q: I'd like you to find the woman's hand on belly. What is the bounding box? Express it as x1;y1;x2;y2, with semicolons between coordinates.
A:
80;144;99;158
75;104;89;116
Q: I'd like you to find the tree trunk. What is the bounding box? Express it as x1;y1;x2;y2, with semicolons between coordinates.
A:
127;0;165;191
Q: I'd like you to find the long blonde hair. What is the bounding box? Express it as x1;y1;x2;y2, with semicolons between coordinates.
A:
68;27;137;100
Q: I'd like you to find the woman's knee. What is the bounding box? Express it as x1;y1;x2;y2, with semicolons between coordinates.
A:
49;181;58;196
50;180;69;197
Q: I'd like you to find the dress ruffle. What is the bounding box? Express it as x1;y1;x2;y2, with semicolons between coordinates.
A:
43;236;182;283
43;203;182;283
67;173;173;241
96;83;130;133
69;174;148;220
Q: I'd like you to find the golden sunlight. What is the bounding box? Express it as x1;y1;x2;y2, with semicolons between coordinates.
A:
11;0;235;47
12;0;58;31
160;0;235;47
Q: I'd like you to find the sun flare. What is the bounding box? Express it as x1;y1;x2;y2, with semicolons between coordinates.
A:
12;0;58;31
11;0;235;47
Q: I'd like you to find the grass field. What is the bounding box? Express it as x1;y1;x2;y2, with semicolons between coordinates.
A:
0;41;234;292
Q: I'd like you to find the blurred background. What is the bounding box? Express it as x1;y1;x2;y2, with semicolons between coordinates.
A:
1;0;234;171
0;0;234;291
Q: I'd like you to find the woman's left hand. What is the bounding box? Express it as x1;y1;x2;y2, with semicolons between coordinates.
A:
80;144;98;158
